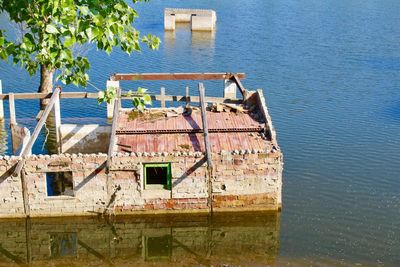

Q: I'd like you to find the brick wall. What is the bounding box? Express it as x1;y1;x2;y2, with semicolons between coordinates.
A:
0;148;282;218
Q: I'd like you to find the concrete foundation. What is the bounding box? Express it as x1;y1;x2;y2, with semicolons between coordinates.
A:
164;8;217;31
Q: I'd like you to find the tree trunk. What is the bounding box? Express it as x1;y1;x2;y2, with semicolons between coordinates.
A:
38;65;54;110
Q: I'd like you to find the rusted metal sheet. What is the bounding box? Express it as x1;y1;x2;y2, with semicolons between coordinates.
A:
115;101;269;153
116;111;263;134
116;132;268;153
111;72;246;81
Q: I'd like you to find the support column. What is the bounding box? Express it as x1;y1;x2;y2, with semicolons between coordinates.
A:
106;80;120;119
160;87;166;108
199;83;213;214
223;79;237;99
53;87;62;153
9;93;16;126
164;13;176;30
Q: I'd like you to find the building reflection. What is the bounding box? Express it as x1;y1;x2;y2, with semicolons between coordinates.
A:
164;24;216;54
191;30;216;48
0;212;280;266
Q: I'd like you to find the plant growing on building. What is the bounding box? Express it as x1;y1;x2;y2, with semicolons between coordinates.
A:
97;86;152;112
0;0;160;109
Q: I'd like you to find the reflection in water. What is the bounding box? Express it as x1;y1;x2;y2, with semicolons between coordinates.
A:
0;120;7;155
191;31;216;47
163;23;215;53
0;213;279;266
164;31;176;50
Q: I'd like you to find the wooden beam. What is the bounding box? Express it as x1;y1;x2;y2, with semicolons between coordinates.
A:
112;72;246;81
12;87;61;177
0;92;241;105
256;89;277;145
8;93;16;125
199;83;213;214
160;87;166;108
106;87;122;172
231;74;246;96
0;92;98;100
53;87;62;153
20;171;30;217
199;83;212;168
185;86;190;105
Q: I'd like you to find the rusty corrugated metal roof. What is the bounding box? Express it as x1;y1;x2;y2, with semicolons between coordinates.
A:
115;110;269;153
116;132;269;153
117;110;262;133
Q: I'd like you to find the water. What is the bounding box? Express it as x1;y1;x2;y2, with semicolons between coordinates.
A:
0;214;279;266
1;0;400;265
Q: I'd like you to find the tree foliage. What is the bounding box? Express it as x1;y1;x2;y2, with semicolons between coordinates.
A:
0;0;160;87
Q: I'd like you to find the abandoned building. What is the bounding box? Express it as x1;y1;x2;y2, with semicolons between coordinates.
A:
0;73;283;218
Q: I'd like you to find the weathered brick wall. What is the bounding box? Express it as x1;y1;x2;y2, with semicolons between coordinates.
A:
0;156;25;217
111;152;209;213
23;154;109;217
213;150;283;210
0;148;282;218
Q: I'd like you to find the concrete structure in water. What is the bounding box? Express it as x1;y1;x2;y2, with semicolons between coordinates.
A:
164;8;217;31
0;73;283;218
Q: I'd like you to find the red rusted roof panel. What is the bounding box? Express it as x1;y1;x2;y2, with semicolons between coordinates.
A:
116;110;262;134
116;132;269;153
115;109;269;153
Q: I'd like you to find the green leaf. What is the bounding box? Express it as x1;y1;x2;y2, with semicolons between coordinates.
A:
0;50;7;60
79;6;89;16
45;24;59;34
143;94;151;105
64;36;75;47
137;87;147;94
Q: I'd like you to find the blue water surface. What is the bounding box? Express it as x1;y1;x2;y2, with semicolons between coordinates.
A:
0;0;400;265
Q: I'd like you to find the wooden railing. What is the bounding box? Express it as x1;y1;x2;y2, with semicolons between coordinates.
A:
12;87;61;177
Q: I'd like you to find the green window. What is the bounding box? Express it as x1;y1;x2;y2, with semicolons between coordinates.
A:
144;163;171;190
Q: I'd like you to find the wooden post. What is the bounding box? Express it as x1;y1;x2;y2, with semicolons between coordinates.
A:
9;93;17;154
106;80;120;119
232;74;246;97
160;87;166;108
199;83;213;214
105;87;121;215
9;93;16;126
12;87;61;177
0;80;3;119
53;87;62;153
223;79;237;99
185;86;190;105
21;171;30;217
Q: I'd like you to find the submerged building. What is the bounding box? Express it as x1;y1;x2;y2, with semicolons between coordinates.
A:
0;73;283;218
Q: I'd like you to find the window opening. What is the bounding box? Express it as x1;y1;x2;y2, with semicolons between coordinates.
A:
144;235;172;261
49;232;77;258
46;172;74;197
144;163;171;190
